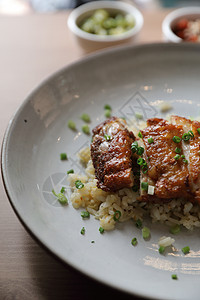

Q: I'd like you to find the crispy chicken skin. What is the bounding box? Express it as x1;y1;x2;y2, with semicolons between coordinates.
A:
91;117;135;192
140;118;192;202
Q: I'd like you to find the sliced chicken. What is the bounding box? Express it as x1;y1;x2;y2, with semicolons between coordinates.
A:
171;115;200;202
91;117;135;192
140;118;192;202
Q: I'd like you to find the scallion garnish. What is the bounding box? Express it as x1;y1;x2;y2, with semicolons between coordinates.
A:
159;246;165;254
131;237;137;246
113;210;121;221
173;136;181;143
170;224;181;235
183;159;188;164
131;141;138;153
75;180;84;189
135;219;142;228
148;137;154;144
138;131;143;138
174;154;180;160
82;124;90;135
68;120;76;130
104;109;112;118
181;155;185;159
81;113;91;123
52;189;68;205
104;104;111;110
188;130;194;138
67;169;74;174
137;157;145;166
99;227;104;234
142;226;150;239
60;153;67;160
182;246;190;254
171;274;178;280
182;132;190;141
135;112;143;119
104;134;111;141
80;227;85;235
81;211;90;219
141;182;148;191
60;187;65;193
175;147;181;154
137;146;144;156
197;128;200;135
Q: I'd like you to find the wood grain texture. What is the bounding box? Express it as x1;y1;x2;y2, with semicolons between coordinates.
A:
0;9;170;299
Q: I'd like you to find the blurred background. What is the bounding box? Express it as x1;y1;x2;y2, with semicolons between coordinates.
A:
1;0;200;15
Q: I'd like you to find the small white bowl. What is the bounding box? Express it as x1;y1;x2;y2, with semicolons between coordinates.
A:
67;1;143;52
162;7;200;43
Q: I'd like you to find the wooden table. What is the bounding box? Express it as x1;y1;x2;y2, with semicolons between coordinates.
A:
0;8;170;299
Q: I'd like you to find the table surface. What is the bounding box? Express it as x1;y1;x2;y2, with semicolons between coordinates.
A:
0;8;171;299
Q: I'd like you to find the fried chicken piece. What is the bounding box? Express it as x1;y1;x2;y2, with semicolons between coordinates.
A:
171;115;200;203
140;118;192;202
91;117;135;192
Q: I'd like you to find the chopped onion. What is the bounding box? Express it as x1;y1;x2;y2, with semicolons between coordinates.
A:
148;185;155;195
158;236;175;247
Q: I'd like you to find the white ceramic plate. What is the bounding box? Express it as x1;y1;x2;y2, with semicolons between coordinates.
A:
2;43;200;300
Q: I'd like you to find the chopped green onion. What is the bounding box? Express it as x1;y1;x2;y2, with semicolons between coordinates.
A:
142;226;150;239
159;246;165;254
148;137;154;144
81;211;90;219
175;147;181;154
75;180;84;189
137;146;144;156
67;169;74;174
137;157;145;166
182;246;190;255
104;109;112;118
135;219;142;229
142;164;148;174
68;120;76;130
131;141;138;153
104;104;111;110
104;134;111;141
182;133;190;141
80;227;85;235
188;130;194;138
170;224;181;235
183;159;188;164
181;155;185;159
81;113;91;123
173;136;181;143
52;189;68;205
132;185;139;192
113;210;121;221
99;227;104;234
82;124;90;135
135;112;143;119
60;153;67;160
138;131;143;138
141;182;148;191
131;237;137;246
171;274;178;280
197;128;200;135
174;154;180;160
60;187;65;193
